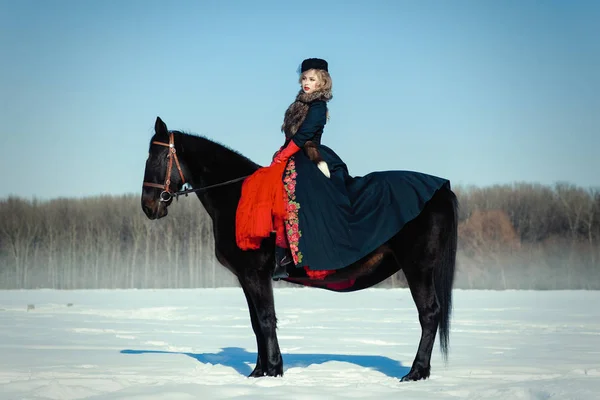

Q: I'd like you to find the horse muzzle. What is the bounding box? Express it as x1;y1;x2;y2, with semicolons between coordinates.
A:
141;195;169;220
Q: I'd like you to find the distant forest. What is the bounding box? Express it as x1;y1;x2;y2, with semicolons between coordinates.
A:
1;182;599;290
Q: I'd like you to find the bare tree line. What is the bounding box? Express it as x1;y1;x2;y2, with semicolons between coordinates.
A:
0;195;237;290
1;181;599;290
453;182;600;289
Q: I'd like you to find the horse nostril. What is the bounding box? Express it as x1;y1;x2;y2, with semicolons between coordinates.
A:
142;202;154;217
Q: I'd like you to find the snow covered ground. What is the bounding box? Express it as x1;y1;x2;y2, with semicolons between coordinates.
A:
0;288;599;399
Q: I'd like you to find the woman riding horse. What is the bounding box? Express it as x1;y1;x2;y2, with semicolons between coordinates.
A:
236;58;450;281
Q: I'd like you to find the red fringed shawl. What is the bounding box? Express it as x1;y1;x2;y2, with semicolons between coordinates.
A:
236;163;287;250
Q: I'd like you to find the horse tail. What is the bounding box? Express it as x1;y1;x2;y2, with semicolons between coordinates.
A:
434;188;458;361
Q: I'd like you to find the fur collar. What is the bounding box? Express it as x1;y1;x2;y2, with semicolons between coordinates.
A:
281;89;332;139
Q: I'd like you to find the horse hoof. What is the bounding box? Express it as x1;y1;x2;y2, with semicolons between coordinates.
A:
249;369;266;378
248;367;283;378
400;367;430;382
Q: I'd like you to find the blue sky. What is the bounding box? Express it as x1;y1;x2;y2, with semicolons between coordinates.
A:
1;0;598;200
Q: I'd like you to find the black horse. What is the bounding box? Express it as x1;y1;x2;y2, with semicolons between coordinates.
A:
141;117;458;382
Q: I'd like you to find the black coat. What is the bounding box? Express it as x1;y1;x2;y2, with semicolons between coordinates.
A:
288;100;327;147
279;100;450;272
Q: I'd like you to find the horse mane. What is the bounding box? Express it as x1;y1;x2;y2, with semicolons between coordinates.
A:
173;130;262;171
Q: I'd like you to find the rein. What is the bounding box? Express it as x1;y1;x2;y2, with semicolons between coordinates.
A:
143;132;249;202
172;175;249;199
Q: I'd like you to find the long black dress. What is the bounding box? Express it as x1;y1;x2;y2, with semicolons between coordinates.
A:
281;100;450;271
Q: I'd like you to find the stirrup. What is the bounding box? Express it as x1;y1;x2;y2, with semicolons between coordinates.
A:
272;262;290;281
272;248;292;280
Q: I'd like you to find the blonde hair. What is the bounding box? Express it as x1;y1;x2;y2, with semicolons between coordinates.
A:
299;69;333;92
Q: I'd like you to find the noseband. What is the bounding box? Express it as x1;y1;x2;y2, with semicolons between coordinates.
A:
143;132;186;202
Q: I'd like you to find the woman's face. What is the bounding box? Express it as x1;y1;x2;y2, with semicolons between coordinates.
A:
301;70;321;93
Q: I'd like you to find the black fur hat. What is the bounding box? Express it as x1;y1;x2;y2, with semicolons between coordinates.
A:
300;58;328;73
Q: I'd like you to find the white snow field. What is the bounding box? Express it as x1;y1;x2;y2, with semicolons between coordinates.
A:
0;288;599;399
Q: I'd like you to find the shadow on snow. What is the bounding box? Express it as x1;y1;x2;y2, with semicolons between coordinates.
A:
121;346;409;379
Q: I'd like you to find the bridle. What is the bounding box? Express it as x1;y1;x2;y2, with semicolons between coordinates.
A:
143;132;187;202
143;131;249;202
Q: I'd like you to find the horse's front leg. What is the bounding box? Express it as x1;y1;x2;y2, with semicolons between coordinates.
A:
239;269;283;377
240;285;267;377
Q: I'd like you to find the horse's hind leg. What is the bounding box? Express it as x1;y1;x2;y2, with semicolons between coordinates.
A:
401;264;439;381
398;212;446;381
239;269;283;377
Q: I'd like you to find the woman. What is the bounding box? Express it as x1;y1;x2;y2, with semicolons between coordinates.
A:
237;58;450;280
269;58;335;277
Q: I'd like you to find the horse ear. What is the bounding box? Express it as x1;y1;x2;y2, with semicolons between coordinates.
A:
154;116;168;138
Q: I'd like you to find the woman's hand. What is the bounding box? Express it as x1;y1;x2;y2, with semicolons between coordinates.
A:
272;149;281;162
271;141;301;166
317;161;330;178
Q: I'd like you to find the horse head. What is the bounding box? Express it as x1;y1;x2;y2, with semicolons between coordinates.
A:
141;117;187;220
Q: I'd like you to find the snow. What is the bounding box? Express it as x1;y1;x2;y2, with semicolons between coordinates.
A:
1;288;599;399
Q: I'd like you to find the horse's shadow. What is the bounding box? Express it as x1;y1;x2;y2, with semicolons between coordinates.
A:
121;346;409;379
